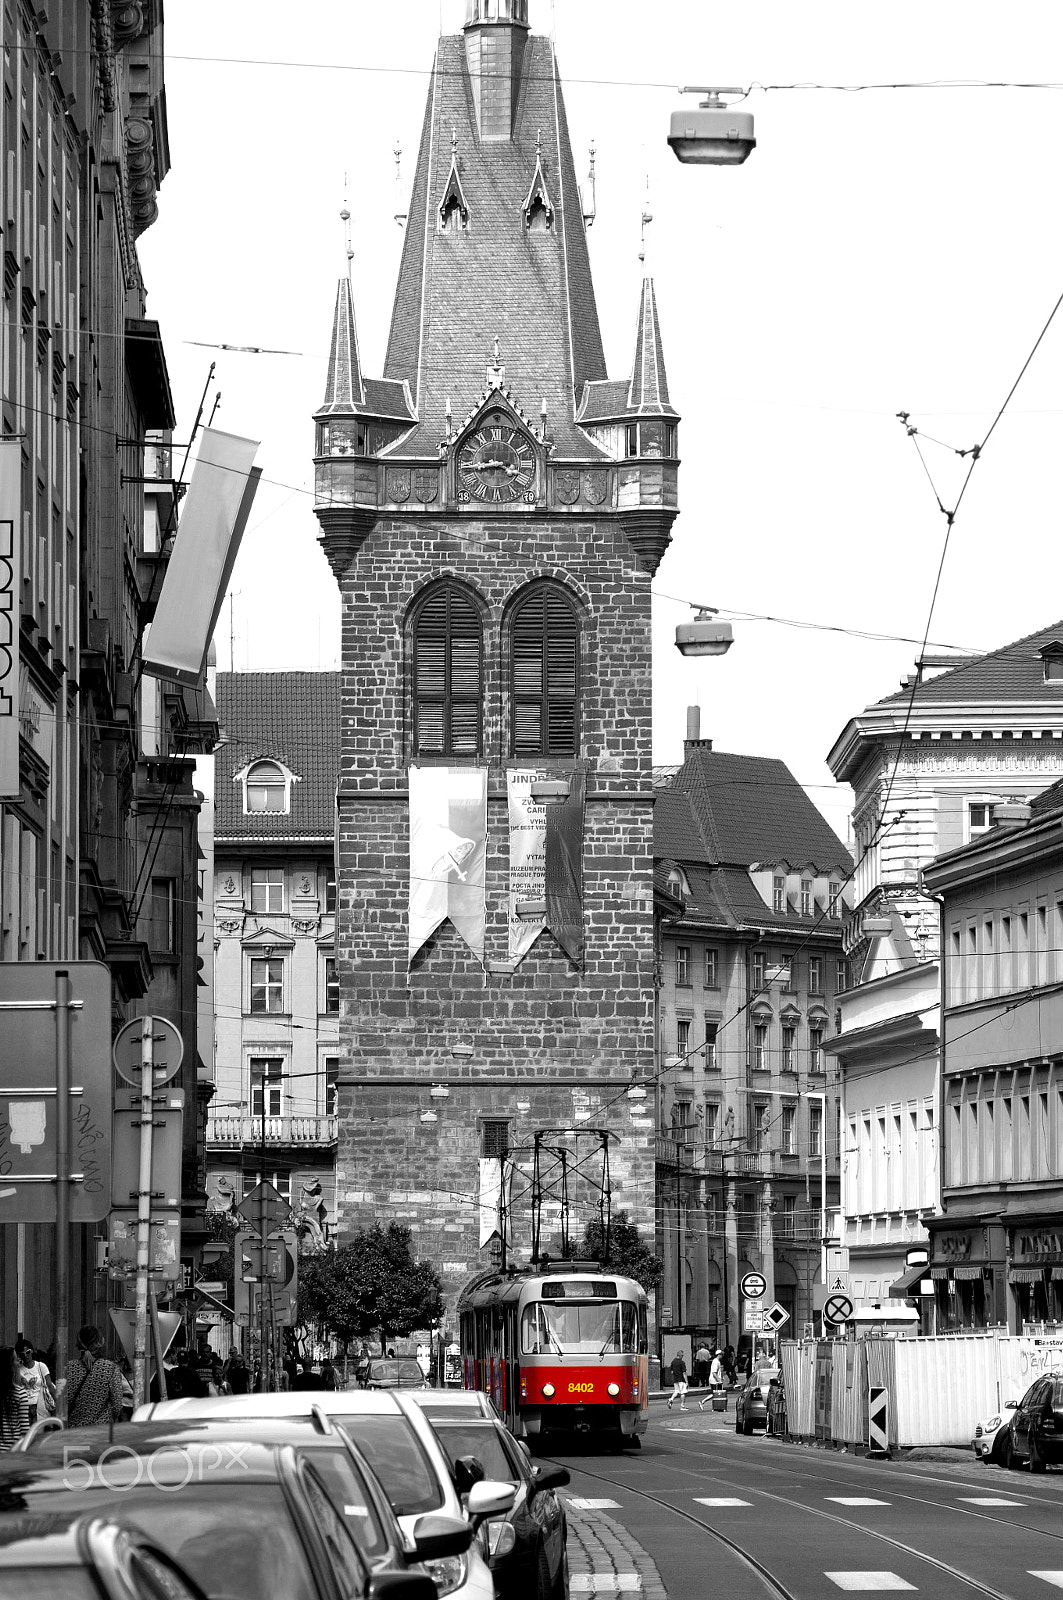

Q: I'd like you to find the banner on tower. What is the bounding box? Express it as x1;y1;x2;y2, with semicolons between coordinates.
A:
408;765;487;967
507;770;585;967
0;440;20;798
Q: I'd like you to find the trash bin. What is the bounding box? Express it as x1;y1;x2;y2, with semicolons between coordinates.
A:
711;1392;727;1412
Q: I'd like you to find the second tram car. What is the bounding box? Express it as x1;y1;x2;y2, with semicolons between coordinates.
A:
459;1264;649;1447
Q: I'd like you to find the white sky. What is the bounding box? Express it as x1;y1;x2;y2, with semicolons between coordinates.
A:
141;1;1063;844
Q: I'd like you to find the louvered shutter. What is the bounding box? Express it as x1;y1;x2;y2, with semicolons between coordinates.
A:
414;585;483;756
511;584;579;757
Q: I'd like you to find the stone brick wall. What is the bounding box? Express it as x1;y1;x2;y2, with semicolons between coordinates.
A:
334;511;657;1309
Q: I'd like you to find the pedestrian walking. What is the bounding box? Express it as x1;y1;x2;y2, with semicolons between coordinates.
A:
0;1348;29;1451
65;1327;125;1429
15;1338;55;1422
700;1349;725;1410
693;1341;711;1388
722;1344;737;1387
666;1350;689;1411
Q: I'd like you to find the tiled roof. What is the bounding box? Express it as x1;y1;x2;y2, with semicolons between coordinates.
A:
319;278;365;412
215;672;340;842
672;748;852;873
362;377;415;421
1030;776;1063;816
653;791;709;863
381;33;609;460
627;278;675;416
578;380;630;422
873;619;1063;707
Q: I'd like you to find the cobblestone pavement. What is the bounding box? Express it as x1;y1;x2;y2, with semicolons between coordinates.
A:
565;1498;668;1598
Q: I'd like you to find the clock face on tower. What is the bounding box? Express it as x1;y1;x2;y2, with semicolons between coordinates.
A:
457;412;536;504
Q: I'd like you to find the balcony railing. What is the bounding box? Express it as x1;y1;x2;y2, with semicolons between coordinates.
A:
207;1113;338;1147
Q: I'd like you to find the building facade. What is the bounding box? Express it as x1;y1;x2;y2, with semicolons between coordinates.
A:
208;672;339;1244
314;3;672;1308
923;787;1063;1333
654;725;852;1345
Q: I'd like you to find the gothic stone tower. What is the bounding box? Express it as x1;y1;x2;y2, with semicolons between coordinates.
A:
313;0;679;1307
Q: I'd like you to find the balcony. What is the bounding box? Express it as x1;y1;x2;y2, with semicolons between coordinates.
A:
207;1113;338;1148
656;1135;697;1170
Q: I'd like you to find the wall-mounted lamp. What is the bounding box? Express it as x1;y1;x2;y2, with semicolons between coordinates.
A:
430;1083;450;1098
451;1043;474;1060
530;779;570;802
515;900;547;920
419;1109;438;1124
627;1084;648;1101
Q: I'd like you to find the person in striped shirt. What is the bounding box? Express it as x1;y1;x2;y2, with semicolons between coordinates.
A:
0;1347;29;1451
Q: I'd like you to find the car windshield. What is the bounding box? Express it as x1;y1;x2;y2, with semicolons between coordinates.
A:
0;1486;317;1600
521;1301;638;1354
432;1423;520;1486
335;1416;443;1516
368;1360;422;1384
300;1447;387;1557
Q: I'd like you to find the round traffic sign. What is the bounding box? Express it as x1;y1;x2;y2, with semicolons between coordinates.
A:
823;1292;854;1326
740;1271;767;1300
112;1016;184;1087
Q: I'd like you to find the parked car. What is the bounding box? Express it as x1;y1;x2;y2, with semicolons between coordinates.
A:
0;1419;448;1600
421;1411;570;1600
403;1389;505;1425
972;1406;1009;1463
0;1512;209;1600
361;1359;427;1390
734;1366;780;1436
997;1372;1063;1472
132;1390;515;1600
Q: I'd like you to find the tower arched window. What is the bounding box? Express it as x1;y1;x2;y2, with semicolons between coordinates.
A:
510;582;580;758
413;583;484;757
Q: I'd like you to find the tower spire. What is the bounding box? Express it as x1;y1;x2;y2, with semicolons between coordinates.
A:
321;276;365;412
627;275;672;415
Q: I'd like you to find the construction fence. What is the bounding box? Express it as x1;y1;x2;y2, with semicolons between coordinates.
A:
777;1331;1063;1449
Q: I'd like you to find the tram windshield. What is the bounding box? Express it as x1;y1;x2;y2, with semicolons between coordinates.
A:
521;1299;640;1355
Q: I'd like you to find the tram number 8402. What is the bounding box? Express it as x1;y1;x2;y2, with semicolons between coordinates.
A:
568;1383;594;1393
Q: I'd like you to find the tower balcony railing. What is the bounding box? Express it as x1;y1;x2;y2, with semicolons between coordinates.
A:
206;1112;338;1148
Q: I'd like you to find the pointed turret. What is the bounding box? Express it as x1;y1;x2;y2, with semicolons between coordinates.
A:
321;277;365;413
628;277;675;417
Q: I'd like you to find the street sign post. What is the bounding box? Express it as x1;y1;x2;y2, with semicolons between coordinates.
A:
763;1302;790;1333
112;1016;183;1088
112;1090;184;1209
740;1271;767;1300
823;1291;855;1327
743;1306;765;1332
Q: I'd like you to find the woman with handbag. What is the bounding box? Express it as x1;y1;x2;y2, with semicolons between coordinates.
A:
65;1326;125;1428
0;1348;30;1451
15;1337;55;1422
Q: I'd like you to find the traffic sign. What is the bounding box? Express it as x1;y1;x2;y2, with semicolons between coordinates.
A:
763;1302;790;1332
0;961;113;1222
740;1271;767;1300
742;1306;765;1333
109;1307;183;1368
111;1092;185;1209
237;1179;290;1236
112;1016;184;1087
823;1292;854;1326
107;1210;182;1281
240;1238;286;1283
830;1275;848;1291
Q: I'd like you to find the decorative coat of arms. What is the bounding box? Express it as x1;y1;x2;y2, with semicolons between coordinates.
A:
582;470;608;506
413;470;438;505
386;469;412;503
554;470;580;505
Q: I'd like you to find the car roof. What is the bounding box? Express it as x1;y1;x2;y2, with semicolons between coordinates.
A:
403;1390;493;1412
0;1423;286;1482
134;1389;402;1423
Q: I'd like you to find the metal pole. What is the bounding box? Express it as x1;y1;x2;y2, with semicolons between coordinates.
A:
148;1280;168;1401
132;1016;155;1410
54;970;71;1385
819;1092;828;1294
259;1072;269;1390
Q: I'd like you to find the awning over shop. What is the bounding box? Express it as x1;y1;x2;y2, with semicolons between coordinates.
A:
1051;1267;1063;1282
889;1263;932;1297
951;1266;985;1281
1008;1267;1045;1284
930;1266;949;1280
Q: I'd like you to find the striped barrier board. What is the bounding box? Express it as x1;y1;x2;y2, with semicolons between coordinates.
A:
868;1384;889;1455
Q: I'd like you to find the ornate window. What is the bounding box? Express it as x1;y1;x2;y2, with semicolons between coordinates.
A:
510;582;579;758
413;583;484;757
244;760;288;813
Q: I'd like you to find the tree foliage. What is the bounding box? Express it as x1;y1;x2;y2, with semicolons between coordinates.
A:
578;1210;663;1294
296;1223;444;1354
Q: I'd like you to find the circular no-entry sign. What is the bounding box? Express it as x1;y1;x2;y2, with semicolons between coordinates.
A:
741;1271;767;1300
112;1016;184;1087
823;1292;854;1326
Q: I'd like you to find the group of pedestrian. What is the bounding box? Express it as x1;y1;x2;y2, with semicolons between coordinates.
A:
667;1341;739;1412
0;1334;59;1451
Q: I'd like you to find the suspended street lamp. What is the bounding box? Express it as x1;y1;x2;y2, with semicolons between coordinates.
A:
675;606;734;658
668;87;756;166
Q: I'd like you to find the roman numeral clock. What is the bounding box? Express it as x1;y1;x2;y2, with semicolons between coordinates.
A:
456;410;537;505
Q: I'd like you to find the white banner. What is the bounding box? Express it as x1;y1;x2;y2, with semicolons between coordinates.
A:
142;428;261;684
408;765;487;966
507;769;547;964
0;439;20;797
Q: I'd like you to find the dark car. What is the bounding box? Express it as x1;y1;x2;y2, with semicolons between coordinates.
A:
427;1414;570;1600
0;1419;463;1600
362;1359;427;1391
999;1371;1063;1472
0;1512;208;1600
734;1366;780;1436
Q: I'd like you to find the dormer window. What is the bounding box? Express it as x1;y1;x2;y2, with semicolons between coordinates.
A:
1041;643;1063;682
772;875;786;914
438;149;470;234
527;194;552;232
238;759;298;815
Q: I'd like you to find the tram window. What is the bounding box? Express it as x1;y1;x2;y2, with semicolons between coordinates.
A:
521;1300;639;1354
638;1304;648;1354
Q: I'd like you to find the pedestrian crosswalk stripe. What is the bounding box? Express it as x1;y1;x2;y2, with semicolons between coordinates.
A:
1029;1576;1063;1590
695;1497;753;1507
960;1498;1025;1507
826;1574;916;1591
570;1577;642;1592
827;1498;891;1507
567;1498;621;1510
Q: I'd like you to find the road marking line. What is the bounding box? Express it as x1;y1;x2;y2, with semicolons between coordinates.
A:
570;1577;642;1593
825;1575;916;1592
694;1497;753;1507
1029;1576;1063;1590
959;1497;1025;1507
567;1498;621;1510
826;1498;891;1507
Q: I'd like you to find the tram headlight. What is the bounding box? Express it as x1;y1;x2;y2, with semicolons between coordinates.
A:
542;1382;555;1398
607;1382;620;1397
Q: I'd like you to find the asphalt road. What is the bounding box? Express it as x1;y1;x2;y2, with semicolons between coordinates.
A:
544;1398;1063;1600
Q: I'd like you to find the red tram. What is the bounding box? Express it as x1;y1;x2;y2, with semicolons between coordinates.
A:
459;1264;649;1448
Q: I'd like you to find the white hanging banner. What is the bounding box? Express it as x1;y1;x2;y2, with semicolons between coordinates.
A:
507;769;547;965
408;765;487;966
0;440;21;798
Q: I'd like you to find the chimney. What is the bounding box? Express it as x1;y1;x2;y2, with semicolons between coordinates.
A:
684;705;712;760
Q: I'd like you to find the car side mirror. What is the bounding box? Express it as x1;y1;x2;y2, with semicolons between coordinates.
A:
368;1574;437;1600
411;1513;473;1561
1005;1400;1018;1410
465;1480;517;1527
531;1464;569;1494
453;1455;486;1497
